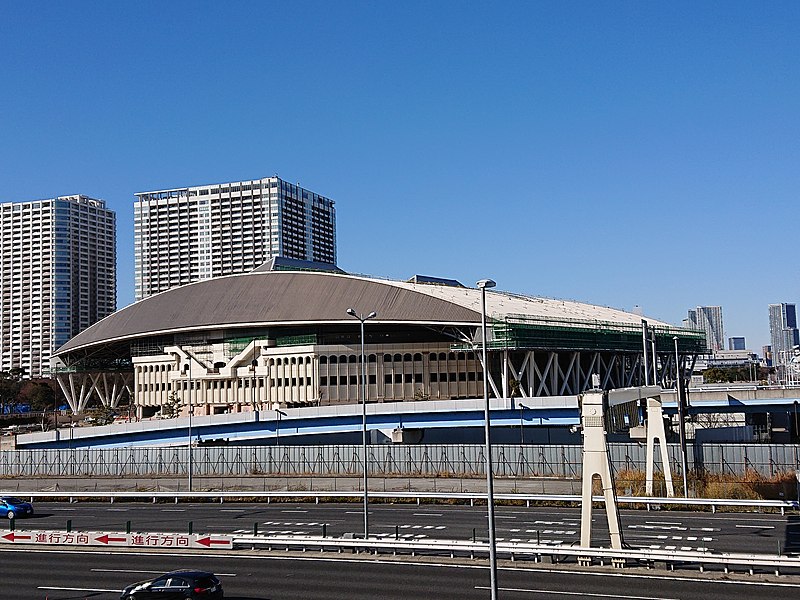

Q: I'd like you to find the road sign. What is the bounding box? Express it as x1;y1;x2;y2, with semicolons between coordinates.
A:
0;529;233;549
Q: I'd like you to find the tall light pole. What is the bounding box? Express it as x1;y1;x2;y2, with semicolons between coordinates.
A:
275;407;286;446
347;307;377;540
519;402;530;445
184;360;193;492
674;336;688;497
477;278;498;600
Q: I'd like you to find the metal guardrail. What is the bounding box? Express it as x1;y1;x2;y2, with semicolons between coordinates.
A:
233;533;800;576
4;490;798;514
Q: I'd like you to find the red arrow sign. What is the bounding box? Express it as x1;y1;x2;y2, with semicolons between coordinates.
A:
2;532;32;542
95;534;127;544
195;536;230;547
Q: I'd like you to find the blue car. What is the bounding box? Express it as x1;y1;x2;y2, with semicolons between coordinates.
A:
0;496;34;519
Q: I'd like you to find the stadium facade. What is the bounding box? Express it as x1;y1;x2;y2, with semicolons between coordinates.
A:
52;263;705;419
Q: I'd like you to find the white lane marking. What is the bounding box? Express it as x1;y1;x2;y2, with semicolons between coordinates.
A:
646;521;682;526
496;516;517;520
220;509;247;512
48;508;77;511
107;508;129;512
476;586;679;600
413;512;443;516
281;510;308;513
18;549;800;589
40;587;122;593
735;524;775;529
161;509;185;512
91;568;237;576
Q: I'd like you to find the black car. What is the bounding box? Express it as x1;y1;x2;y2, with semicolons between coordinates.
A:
120;570;223;599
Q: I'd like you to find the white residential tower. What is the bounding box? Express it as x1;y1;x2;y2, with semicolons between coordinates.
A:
0;195;116;377
134;176;336;301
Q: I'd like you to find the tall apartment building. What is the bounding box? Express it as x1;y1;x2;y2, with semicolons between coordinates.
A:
683;306;725;352
134;176;336;301
0;195;116;377
768;303;799;370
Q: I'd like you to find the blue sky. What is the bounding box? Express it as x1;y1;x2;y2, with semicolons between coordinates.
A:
0;1;797;351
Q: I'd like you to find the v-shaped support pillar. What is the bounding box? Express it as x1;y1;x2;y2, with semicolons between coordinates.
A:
579;389;623;549
645;395;675;497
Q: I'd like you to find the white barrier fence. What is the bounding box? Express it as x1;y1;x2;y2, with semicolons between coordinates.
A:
2;490;798;514
1;524;798;577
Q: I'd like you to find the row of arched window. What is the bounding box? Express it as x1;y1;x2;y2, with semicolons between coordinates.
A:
267;356;312;366
319;354;377;365
139;364;173;373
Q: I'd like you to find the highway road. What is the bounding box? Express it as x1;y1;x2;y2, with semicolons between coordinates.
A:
3;546;800;600
3;501;799;555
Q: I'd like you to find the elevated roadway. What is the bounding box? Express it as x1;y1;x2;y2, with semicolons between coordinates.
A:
14;387;800;449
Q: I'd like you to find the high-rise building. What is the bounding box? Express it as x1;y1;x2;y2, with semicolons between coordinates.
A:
683;306;725;352
0;195;116;377
768;303;799;371
762;345;773;367
728;336;746;351
134;176;336;301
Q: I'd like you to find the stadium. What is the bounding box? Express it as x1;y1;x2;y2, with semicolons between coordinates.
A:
50;261;705;436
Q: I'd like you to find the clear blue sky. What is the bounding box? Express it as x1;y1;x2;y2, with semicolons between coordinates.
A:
1;1;798;351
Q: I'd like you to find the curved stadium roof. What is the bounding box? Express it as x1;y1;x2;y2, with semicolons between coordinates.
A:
55;271;680;358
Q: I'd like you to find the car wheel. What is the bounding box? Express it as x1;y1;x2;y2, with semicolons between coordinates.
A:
6;511;14;520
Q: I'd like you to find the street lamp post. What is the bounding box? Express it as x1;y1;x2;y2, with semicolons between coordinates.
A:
347;307;377;540
184;360;193;492
477;278;498;600
518;402;530;445
275;407;286;446
251;339;258;411
674;336;689;497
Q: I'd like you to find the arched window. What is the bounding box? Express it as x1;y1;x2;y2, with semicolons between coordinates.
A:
457;352;466;361
291;357;297;365
403;353;412;362
448;352;456;361
438;353;447;361
330;355;338;364
413;353;422;361
429;353;437;361
348;355;356;364
368;354;377;363
467;352;475;361
339;355;348;363
393;353;402;362
383;354;392;362
320;356;328;365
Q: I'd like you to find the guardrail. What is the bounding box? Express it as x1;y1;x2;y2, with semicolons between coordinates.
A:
3;490;798;514
232;533;800;576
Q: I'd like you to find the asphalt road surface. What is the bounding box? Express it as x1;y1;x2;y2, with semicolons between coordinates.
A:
3;546;800;600
4;501;800;555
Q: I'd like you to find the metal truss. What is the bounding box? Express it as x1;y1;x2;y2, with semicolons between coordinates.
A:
496;349;694;398
54;371;134;413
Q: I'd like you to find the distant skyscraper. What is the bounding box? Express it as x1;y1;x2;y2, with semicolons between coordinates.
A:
0;195;116;377
728;337;746;351
762;345;773;367
768;303;799;370
134;176;336;301
683;306;725;352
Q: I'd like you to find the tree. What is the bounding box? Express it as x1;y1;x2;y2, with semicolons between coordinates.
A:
19;380;56;412
0;368;25;414
160;392;183;419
